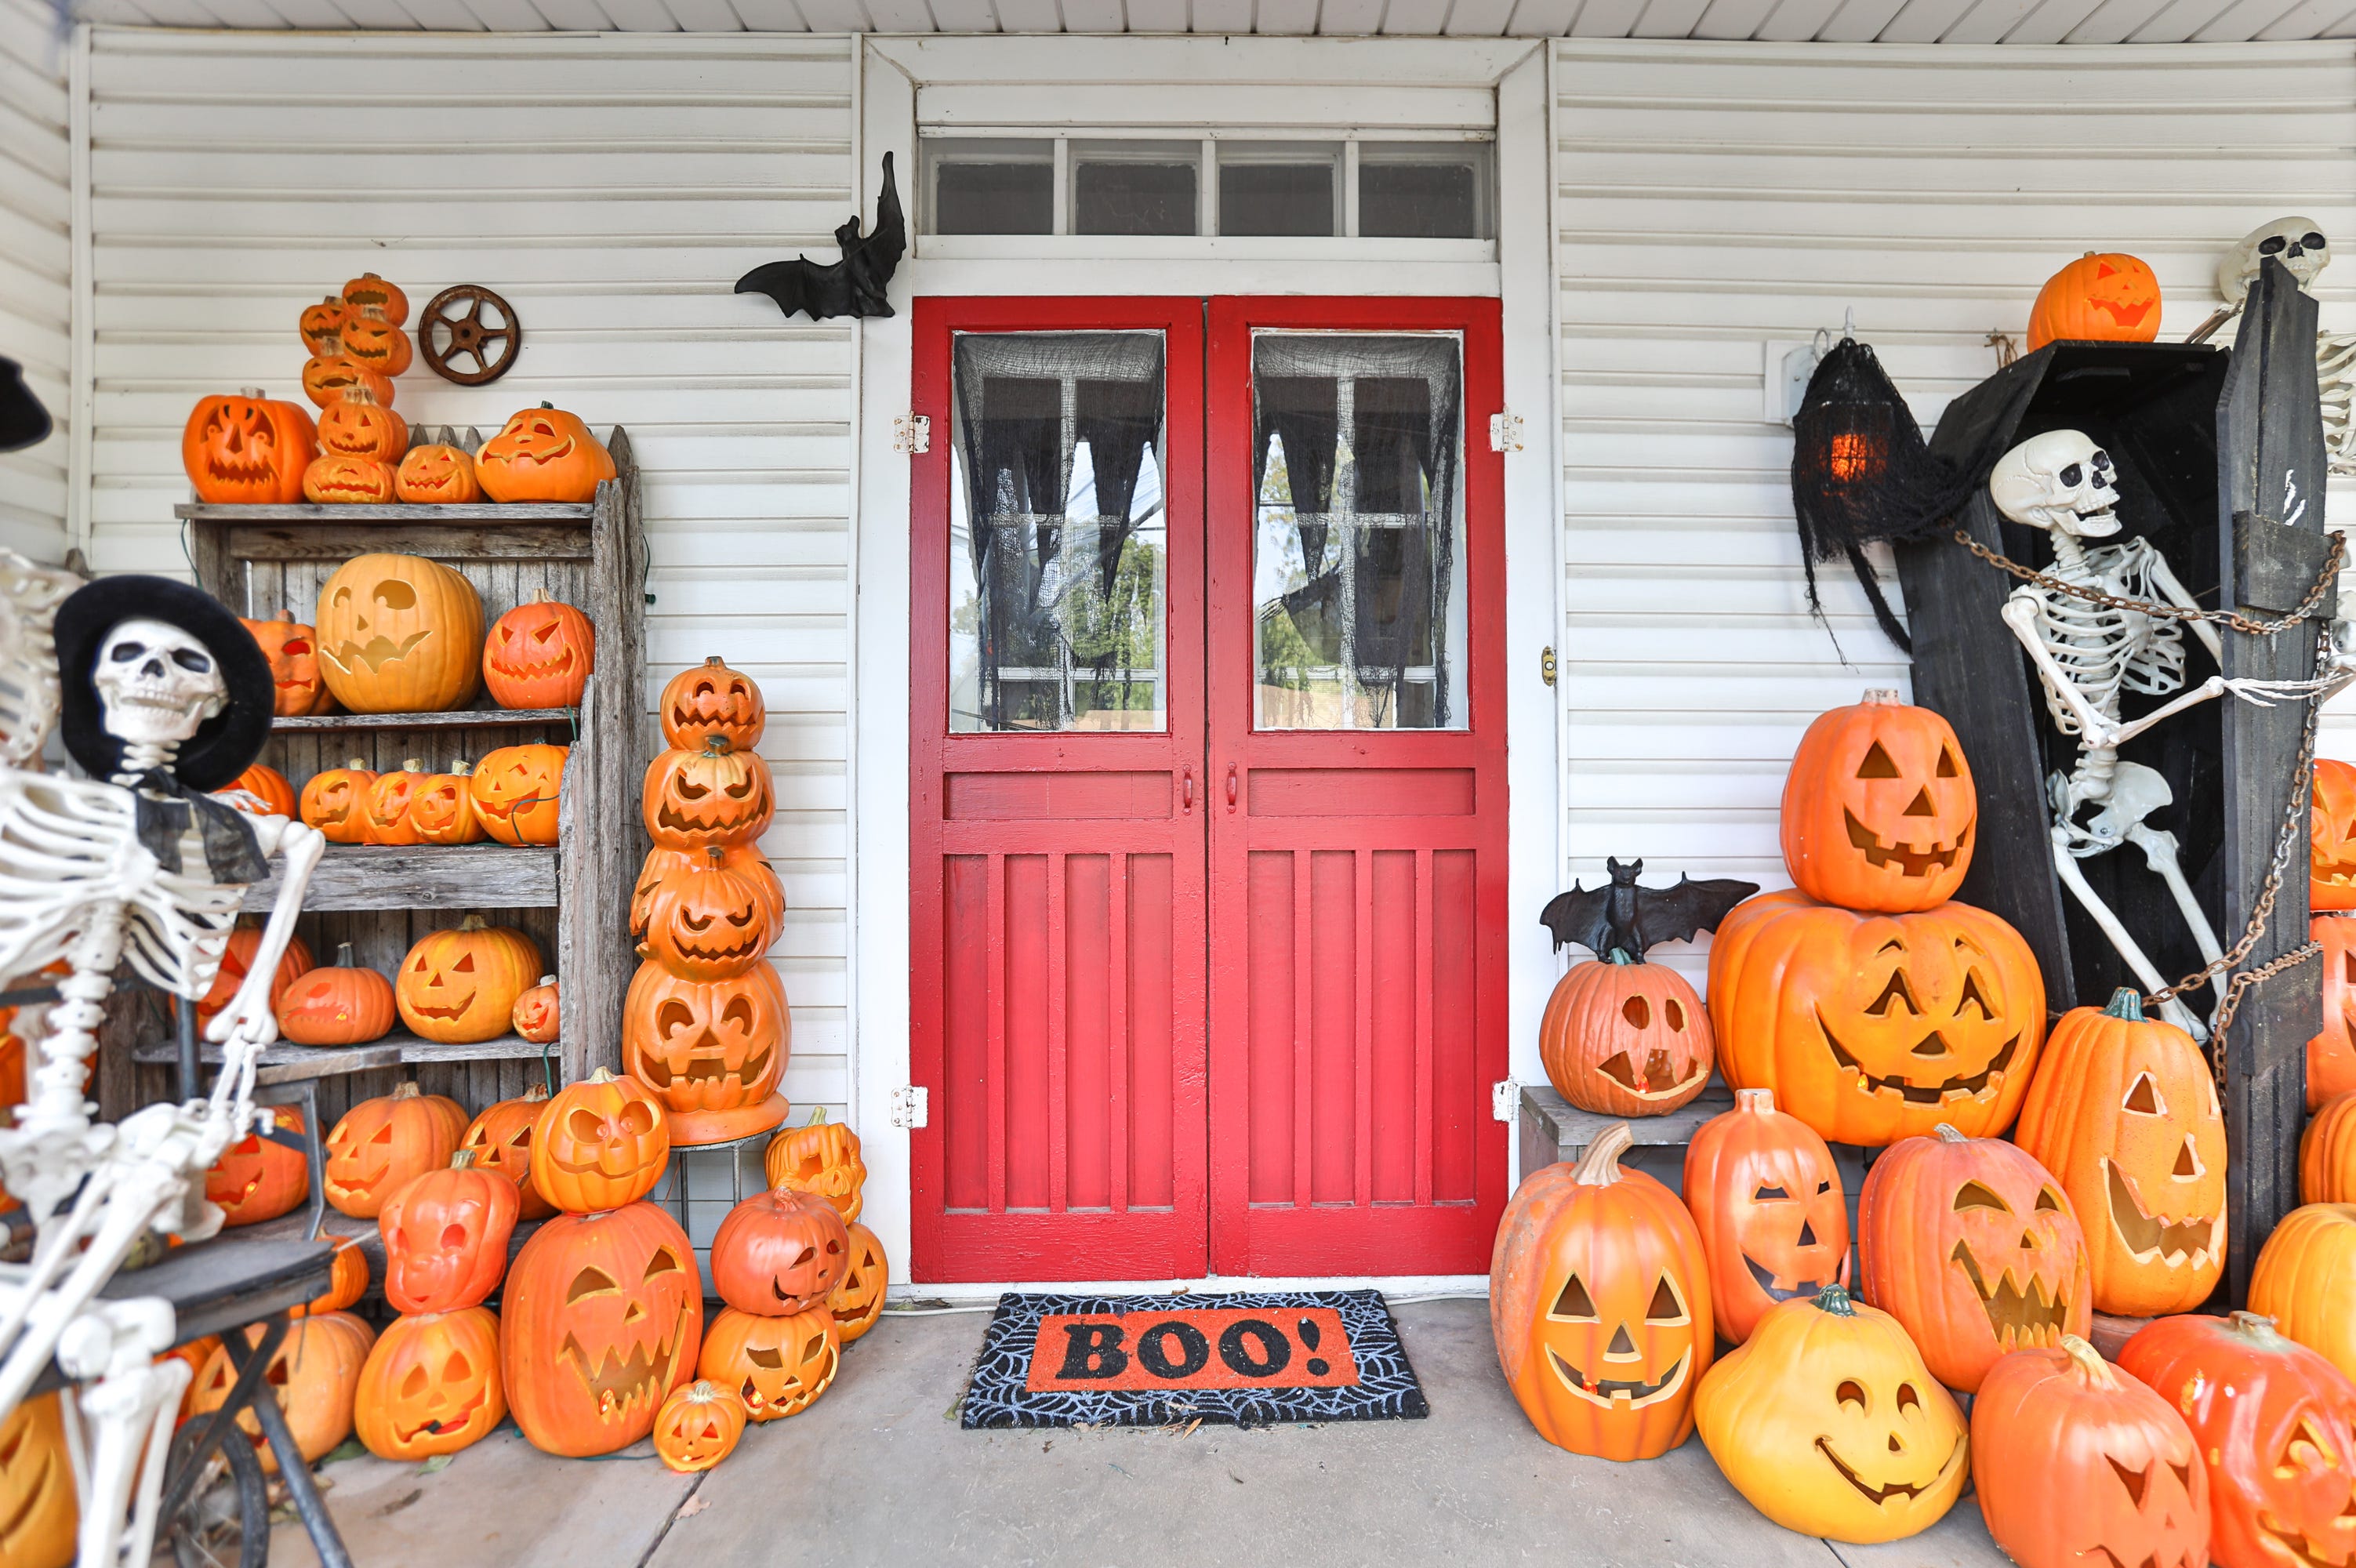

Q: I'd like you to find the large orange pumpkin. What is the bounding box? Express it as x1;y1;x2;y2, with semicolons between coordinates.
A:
483;601;594;710
469;742;566;846
711;1189;848;1316
362;757;432;847
354;1306;506;1461
205;1102;310;1226
196;924;314;1030
303;454;396;505
764;1108;866;1222
829;1221;888;1344
339;304;412;379
315;383;409;465
299;758;377;844
342;271;409;326
1708;889;2046;1147
622;961;790;1137
1490;1123;1713;1460
394;443;482;505
380;1151;520;1314
1857;1123;2091;1393
531;1068;670;1214
183;391;316;505
502;1202;702;1456
189;1312;375;1473
660;656;766;751
239;612;336;716
643;736;775;851
395;917;543;1045
301;343;394;412
2250;1203;2356;1384
1781;690;1975;913
512;975;561;1044
1682;1087;1850;1345
2315;760;2356;913
0;1393;78;1568
459;1083;556;1221
276;943;398;1046
409;760;485;846
476;405;616;504
314;553;485;713
697;1305;838;1422
634;847;780;980
324;1082;466;1219
652;1380;746;1473
2026;252;2163;351
1537;949;1713;1117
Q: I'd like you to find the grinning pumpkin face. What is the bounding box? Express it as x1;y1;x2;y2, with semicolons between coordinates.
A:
1684;1089;1851;1344
460;1083;554;1221
475;405;616;504
512;975;560;1044
354;1306;506;1462
395;919;543;1046
2316;761;2356;913
482;601;594;711
830;1221;888;1343
300;347;393;412
343;272;408;325
642;738;775;851
324;1083;464;1220
1538;952;1713;1117
530;1069;670;1214
299;296;347;355
0;1394;79;1568
634;844;784;954
299;760;376;844
622;961;790;1117
408;761;483;846
339;306;412;377
364;759;430;847
2027;252;2163;352
660;656;766;751
697;1305;840;1422
205;1103;310;1228
316;385;408;465
502;1204;703;1457
314;553;485;715
240;613;333;717
394;443;481;505
468;743;566;846
1781;691;1977;914
183;392;316;506
191;1313;376;1474
635;849;778;979
764;1111;867;1223
303;455;397;506
711;1189;849;1315
653;1381;747;1472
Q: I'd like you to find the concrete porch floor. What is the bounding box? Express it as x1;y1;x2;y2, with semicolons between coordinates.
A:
270;1299;2013;1568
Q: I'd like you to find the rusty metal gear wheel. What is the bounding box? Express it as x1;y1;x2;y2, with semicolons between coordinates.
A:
419;285;521;386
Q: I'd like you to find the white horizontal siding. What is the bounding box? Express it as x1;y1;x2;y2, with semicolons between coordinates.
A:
0;0;70;563
85;27;858;1118
1556;38;2356;989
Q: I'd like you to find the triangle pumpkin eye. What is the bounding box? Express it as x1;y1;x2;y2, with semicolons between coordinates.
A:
1645;1278;1685;1322
1857;742;1900;779
1954;1181;2010;1213
1549;1276;1598;1320
1937;746;1959;779
2124;1073;2164;1115
2107;1455;2149;1505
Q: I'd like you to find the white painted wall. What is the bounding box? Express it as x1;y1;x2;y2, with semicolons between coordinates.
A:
0;0;71;562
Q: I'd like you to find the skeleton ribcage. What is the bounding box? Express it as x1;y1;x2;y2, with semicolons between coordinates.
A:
2017;543;2188;738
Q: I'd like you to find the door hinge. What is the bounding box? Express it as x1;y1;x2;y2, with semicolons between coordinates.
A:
1491;1079;1521;1123
1488;411;1523;454
893;413;931;455
890;1084;930;1130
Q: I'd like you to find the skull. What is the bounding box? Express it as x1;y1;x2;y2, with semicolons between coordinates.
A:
1990;430;2120;539
90;618;227;749
2219;217;2330;306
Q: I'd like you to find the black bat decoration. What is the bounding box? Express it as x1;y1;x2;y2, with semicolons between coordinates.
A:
735;152;907;322
1539;857;1759;960
0;354;50;455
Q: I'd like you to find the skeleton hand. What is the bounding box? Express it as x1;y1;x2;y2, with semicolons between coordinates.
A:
2220;677;2304;706
201;982;280;1051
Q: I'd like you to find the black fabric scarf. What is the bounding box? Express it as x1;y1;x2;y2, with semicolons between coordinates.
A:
129;769;268;884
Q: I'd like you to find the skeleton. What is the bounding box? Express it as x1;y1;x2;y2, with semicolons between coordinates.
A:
2193;218;2356;477
0;561;324;1568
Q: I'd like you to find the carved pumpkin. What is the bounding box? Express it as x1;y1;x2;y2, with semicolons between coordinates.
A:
1973;1334;2209;1568
197;924;313;1030
460;1083;555;1221
2303;1092;2356;1204
325;1082;466;1219
623;961;790;1132
299;296;347;355
469;742;566;846
342;272;408;326
1537;949;1713;1117
712;1189;848;1316
354;1306;505;1461
2315;760;2356;913
2016;988;2226;1317
294;1231;370;1316
635;848;779;980
502;1202;702;1457
1858;1123;2091;1393
635;844;785;960
513;975;561;1045
1708;889;2047;1147
314;553;484;713
239;612;336;716
2027;252;2163;352
277;944;397;1046
653;1380;746;1472
484;601;594;710
531;1068;670;1214
476;404;616;504
1683;1087;1850;1345
409;760;485;846
1489;1123;1713;1460
301;341;394;412
0;1393;78;1568
660;656;766;751
1697;1283;1967;1544
396;917;543;1046
190;1312;376;1473
205;1102;309;1226
697;1305;838;1422
162;1335;223;1423
643;736;775;852
316;383;408;466
362;757;432;847
299;759;376;844
1781;690;1976;914
183;390;316;505
764;1108;866;1222
2313;916;2356;1109
339;304;412;378
2251;1203;2356;1383
379;1151;519;1314
225;762;296;818
394;442;482;505
830;1221;888;1344
303;454;395;505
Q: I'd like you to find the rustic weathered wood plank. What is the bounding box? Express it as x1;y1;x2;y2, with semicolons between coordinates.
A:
226;524;591;563
129;1034;552;1077
272;707;575;732
1517;1082;1733;1182
238;844;558;912
178;503;591;523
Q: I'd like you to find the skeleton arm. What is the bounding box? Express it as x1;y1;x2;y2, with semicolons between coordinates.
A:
201;813;324;1056
2141;548;2225;666
2001;590;2235;752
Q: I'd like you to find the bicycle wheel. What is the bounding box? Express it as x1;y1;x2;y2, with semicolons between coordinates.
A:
166;1420;268;1568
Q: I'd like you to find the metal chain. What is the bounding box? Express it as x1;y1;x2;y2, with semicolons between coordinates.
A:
1951;524;2345;638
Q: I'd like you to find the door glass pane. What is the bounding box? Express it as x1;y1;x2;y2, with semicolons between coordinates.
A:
1218;143;1341;238
1250;332;1467;731
949;332;1169;733
924;138;1054;234
1071;141;1200;236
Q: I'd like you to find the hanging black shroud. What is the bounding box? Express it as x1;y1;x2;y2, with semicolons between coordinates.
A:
735;153;907;322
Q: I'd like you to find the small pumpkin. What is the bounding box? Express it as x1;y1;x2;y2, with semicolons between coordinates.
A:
197;924;314;1031
379;1150;520;1314
653;1380;746;1472
394;443;483;505
0;1393;76;1568
712;1188;849;1316
476;404;616;504
512;975;560;1044
183;390;316;505
299;296;348;355
2249;1203;2356;1383
1537;949;1713;1117
362;757;433;846
299;759;378;844
204;1102;310;1226
829;1221;888;1344
409;759;485;846
300;341;394;411
2312;915;2356;1108
339;303;412;378
660;656;765;751
502;1202;702;1456
483;600;594;710
354;1306;506;1461
469;742;566;846
342;271;409;326
697;1305;839;1422
324;1082;466;1219
395;917;543;1045
239;612;336;716
459;1083;556;1221
764;1107;866;1222
644;735;775;851
1781;689;1976;914
224;762;296;818
316;383;408;465
1682;1087;1850;1345
531;1067;670;1214
189;1312;375;1473
293;1231;370;1316
303;453;396;505
277;943;398;1047
2315;760;2356;913
2027;252;2163;351
314;553;485;714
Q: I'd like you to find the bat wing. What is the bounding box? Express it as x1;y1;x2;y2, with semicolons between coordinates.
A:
867;151;907;277
735;256;841;321
1537;884;1612;956
1632;877;1761;950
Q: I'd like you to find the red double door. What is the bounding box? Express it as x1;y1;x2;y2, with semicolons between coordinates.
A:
909;296;1508;1282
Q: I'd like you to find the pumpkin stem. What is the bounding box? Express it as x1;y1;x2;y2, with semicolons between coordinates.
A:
239;387;267;399
2229;1310;2285;1343
401;757;424;773
340;382;381;409
702;734;733;757
704;655;724;668
2058;1334;2118;1386
539;401;554;410
392;1081;420;1100
1810;1283;1857;1317
454;914;488;934
1733;1087;1777;1115
1606;948;1635;966
583;1066;616;1084
1933;1123;1969;1143
450;1149;477;1170
1570;1123;1635;1186
537;974;556;987
807;1105;827;1127
1860;688;1902;706
452;759;473;776
332;942;356;967
2103;987;2145;1022
345;757;368;770
523;1082;549;1102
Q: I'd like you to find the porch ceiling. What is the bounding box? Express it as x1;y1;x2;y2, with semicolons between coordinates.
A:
68;0;2356;49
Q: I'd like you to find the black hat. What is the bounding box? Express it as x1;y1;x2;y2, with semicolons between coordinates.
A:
0;357;50;455
55;576;273;790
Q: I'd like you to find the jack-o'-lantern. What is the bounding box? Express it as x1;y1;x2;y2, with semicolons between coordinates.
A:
634;844;784;953
2016;989;2226;1316
1683;1088;1850;1345
764;1108;866;1222
409;760;485;846
339;304;412;378
316;383;408;465
0;1393;78;1568
502;1202;702;1456
1859;1124;2091;1393
660;656;766;751
652;1380;746;1472
299;759;376;844
162;1335;223;1423
342;272;408;326
829;1221;888;1344
1696;1284;1968;1544
531;1068;670;1214
364;758;432;847
190;1312;376;1473
476;404;616;504
2253;1204;2356;1384
484;601;594;710
299;296;347;355
712;1188;848;1315
239;612;335;716
300;341;394;411
380;1151;521;1314
2313;916;2356;1109
623;962;790;1134
1781;691;1976;913
1973;1334;2209;1568
469;742;566;846
303;454;396;505
396;917;543;1046
2303;1093;2356;1205
197;924;313;1030
2315;761;2356;913
2027;252;2163;352
1538;949;1713;1117
636;847;779;980
512;975;560;1044
644;736;775;851
460;1083;555;1221
2120;1311;2356;1568
394;443;482;505
314;553;485;713
354;1306;505;1461
277;943;398;1046
205;1102;309;1226
294;1231;369;1316
183;390;316;505
698;1305;838;1422
325;1082;466;1220
223;762;296;818
1708;889;2047;1147
1489;1123;1714;1460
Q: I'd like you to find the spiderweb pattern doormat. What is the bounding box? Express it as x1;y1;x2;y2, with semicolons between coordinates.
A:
959;1288;1429;1429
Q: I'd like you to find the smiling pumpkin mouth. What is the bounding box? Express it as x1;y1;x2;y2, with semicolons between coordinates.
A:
1950;1240;2070;1348
1815;1434;1966;1505
1545;1347;1688;1409
1844;809;1967;879
496;436;576;468
637;1045;774;1091
2106;1160;2216;1266
407;998;477;1022
559;1305;688;1425
394;1387;488;1443
327;632;432;675
2260;1512;2356;1568
1596;1048;1708;1100
1743;1251;1834;1304
1818;1014;2020;1105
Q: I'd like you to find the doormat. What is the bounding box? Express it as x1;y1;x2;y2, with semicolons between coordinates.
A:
960;1288;1428;1429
